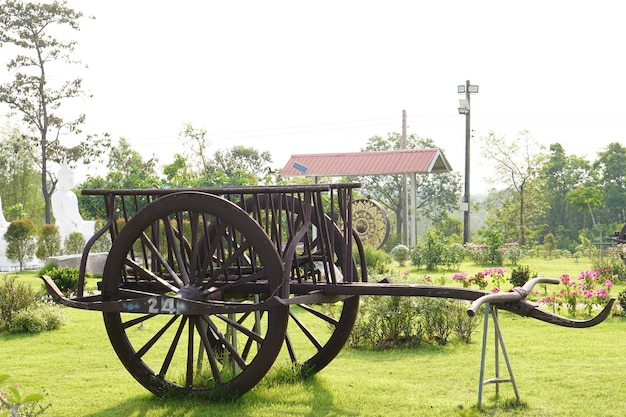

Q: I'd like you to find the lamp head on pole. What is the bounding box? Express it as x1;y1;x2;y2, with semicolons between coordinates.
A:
458;99;470;115
458;84;479;95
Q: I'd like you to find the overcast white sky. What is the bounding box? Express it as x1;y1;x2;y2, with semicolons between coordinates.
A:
6;1;626;193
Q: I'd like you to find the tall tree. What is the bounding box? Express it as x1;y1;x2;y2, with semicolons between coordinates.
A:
538;143;591;245
179;123;211;174
355;133;462;243
480;130;545;245
0;125;43;221
592;142;626;223
78;137;161;219
0;0;109;223
209;146;273;185
177;124;274;186
566;186;604;232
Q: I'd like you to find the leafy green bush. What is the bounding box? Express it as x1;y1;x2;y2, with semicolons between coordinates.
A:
36;224;62;260
4;219;37;271
349;280;479;349
361;245;392;275
63;231;85;255
592;244;626;282
509;265;537;287
0;276;41;328
349;295;421;349
46;266;79;295
419;297;454;345
451;300;479;343
6;303;65;334
409;246;424;269
390;244;410;266
422;230;446;270
618;289;626;313
38;262;57;276
444;243;465;270
482;230;505;265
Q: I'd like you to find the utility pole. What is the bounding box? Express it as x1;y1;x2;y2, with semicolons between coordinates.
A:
402;109;408;246
458;81;479;244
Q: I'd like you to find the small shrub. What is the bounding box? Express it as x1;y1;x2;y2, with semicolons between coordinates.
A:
509;265;537;287
618;289;626;312
4;219;37;271
64;231;86;255
451;300;479;343
349;293;479;348
0;276;41;328
410;246;424;269
419;297;454;345
390;245;410;266
361;245;392;275
36;224;62;260
498;242;526;265
443;243;465;270
349;295;421;349
543;233;557;259
482;230;505;265
463;243;490;265
592;244;626;281
7;303;65;334
423;230;446;270
46;266;79;295
38;262;58;276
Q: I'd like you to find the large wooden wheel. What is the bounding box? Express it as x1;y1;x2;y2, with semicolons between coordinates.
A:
101;192;288;398
240;193;363;376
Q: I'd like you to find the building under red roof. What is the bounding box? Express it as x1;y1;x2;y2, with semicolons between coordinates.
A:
278;148;452;177
279;148;454;247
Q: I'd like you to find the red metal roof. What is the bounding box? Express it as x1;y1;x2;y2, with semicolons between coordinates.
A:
279;148;452;177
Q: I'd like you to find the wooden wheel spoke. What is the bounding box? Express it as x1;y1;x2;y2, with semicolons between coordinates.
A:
136;315;179;359
215;314;264;344
122;314;157;330
186;319;194;388
289;309;323;351
204;319;248;370
214;236;253;277
159;316;187;378
138;231;184;289
297;304;339;326
164;214;191;285
193;317;224;385
284;332;297;363
123;257;179;293
188;211;205;286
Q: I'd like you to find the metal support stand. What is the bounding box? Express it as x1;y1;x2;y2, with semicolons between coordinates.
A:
477;303;520;408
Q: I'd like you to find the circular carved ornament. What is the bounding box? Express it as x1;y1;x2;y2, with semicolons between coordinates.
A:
350;199;390;250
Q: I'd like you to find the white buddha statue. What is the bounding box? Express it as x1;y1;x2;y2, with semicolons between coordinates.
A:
51;165;95;246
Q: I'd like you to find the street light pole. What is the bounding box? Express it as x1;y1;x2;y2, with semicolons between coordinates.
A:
458;80;478;244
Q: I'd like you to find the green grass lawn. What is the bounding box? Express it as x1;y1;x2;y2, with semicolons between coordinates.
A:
2;256;625;416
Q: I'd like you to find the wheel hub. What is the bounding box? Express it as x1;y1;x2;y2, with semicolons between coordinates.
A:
176;284;206;301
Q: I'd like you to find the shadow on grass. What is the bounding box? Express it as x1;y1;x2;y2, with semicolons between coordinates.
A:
82;372;359;417
475;397;529;416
